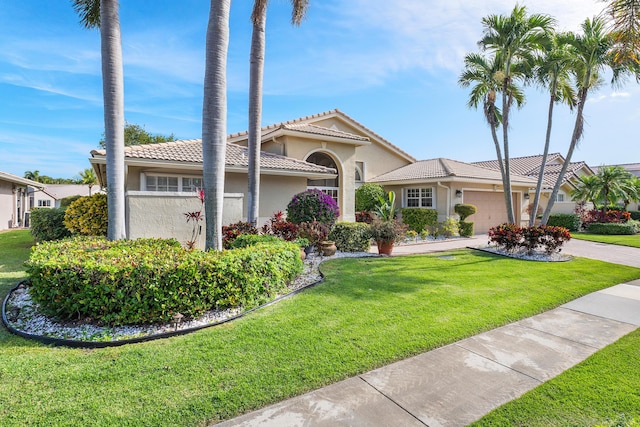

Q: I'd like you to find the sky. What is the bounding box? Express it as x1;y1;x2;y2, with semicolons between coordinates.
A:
0;0;636;180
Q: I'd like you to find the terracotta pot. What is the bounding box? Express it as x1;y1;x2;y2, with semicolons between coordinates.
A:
377;240;394;255
300;248;306;261
318;241;337;256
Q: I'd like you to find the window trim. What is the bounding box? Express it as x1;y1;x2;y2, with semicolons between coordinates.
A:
141;173;203;192
403;187;435;208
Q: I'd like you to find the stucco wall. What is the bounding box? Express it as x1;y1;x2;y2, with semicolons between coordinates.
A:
126;191;243;249
0;180;14;230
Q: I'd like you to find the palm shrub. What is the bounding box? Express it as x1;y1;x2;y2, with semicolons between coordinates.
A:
30;208;72;242
63;193;108;236
355;183;385;212
329;222;371;252
286;189;339;225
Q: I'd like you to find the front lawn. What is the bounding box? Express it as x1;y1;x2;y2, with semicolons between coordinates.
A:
571;232;640;248
1;230;639;426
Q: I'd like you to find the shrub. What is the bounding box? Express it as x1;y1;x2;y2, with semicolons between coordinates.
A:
26;237;303;326
459;221;474;237
329;222;371;252
629;210;640;221
30;208;71;242
401;208;438;233
454;204;477;221
63;194;108;236
230;233;280;249
405;230;418;242
587;222;635;235
355;210;374;224
488;223;524;252
546;213;581;232
297;220;330;246
286;189;339;225
439;217;459;238
222;221;258;249
584;209;631;225
488;223;571;254
370;219;407;244
262;211;299;241
60;195;82;208
355;183;385;212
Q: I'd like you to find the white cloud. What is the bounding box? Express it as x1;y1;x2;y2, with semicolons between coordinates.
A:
611;91;631;97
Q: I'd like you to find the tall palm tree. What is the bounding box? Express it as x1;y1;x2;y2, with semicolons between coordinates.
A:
603;0;640;68
247;0;309;226
479;5;554;223
529;32;577;226
72;0;126;240
202;0;232;251
541;17;615;224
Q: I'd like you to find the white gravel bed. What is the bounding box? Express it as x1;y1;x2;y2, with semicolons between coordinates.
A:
3;251;377;343
478;245;573;262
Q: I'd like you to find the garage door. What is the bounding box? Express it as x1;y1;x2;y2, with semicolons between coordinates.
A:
463;191;518;234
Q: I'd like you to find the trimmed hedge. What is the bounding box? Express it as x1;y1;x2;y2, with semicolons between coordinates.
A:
587;222;635;235
630;211;640;221
355;183;386;212
459;221;474;237
454;204;477;221
26;237;303;326
329;222;371;252
546;213;581;232
230;233;280;249
401;208;438;233
29;208;72;242
64;193;108;236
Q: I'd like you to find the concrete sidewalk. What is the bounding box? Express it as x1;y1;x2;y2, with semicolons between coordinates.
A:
215;239;640;427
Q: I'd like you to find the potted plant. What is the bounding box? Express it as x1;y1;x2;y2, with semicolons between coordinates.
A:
294;237;310;260
298;220;330;255
370;218;407;255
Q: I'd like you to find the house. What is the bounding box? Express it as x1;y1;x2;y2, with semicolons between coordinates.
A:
89;110;595;244
0;171;42;231
28;184;102;210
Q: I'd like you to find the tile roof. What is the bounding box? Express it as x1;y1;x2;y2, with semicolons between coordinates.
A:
262;122;370;142
370;158;537;184
91;140;337;175
229;109;416;162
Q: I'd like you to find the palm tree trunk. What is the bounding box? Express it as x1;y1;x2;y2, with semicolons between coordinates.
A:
501;81;515;224
541;86;589;224
531;81;557;226
202;0;231;251
101;0;126;240
247;9;266;227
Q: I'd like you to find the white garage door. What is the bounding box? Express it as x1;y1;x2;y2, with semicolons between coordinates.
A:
463;191;518;234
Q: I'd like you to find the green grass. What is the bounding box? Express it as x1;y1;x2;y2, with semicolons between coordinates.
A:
0;229;33;294
572;232;640;248
471;329;640;426
1;229;639;426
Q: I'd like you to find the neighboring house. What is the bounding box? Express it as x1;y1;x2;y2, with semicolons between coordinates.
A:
28;184;102;210
474;153;594;217
89;109;415;247
0;171;42;231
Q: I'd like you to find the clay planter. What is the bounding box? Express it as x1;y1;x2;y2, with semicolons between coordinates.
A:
318;241;337;256
376;240;394;255
300;248;306;261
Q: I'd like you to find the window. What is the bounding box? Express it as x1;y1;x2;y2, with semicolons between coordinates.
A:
37;199;51;207
555;193;565;202
182;177;203;192
405;188;433;208
355;161;365;183
144;174;202;192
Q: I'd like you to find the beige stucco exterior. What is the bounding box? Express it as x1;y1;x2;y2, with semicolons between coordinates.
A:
0;172;38;231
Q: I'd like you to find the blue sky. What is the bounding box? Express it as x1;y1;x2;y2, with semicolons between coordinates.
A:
0;0;636;180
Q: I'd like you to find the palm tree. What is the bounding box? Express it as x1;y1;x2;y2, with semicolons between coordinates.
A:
596;165;636;210
571;174;603;208
202;0;232;251
603;0;640;68
529;33;577;226
247;0;309;226
72;0;126;240
78;168;98;195
24;170;41;182
541;17;615;224
478;5;555;223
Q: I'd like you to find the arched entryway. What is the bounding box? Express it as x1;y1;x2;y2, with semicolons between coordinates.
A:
305;152;339;205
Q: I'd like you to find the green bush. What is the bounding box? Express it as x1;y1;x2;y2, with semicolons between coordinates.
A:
355;183;386;212
328;222;371;252
64;194;108;236
459;221;474;237
230;233;280;249
454;204;477;221
587;222;635;235
630;210;640;221
60;195;82;208
547;213;581;232
29;208;72;242
439;217;459;238
26;237;303;326
400;208;438;233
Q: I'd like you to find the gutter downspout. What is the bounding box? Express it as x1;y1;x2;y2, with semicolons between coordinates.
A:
437;181;451;218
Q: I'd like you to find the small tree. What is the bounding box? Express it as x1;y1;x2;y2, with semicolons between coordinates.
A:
355;183;385;212
99;122;175;148
286;189;339;225
454;204;477;221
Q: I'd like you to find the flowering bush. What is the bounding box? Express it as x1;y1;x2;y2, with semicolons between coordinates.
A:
222;221;258;249
584;209;630;225
262;211;299;241
286;189;339;225
488;223;571;255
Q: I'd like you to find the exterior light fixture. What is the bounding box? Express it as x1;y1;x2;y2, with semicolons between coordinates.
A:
455;190;463;198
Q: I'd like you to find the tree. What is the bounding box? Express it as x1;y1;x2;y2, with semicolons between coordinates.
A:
99;122;175;148
78;168;98;195
529;32;577;225
73;0;126;240
603;0;640;68
247;0;309;226
202;0;231;251
571;166;639;211
477;5;554;223
570;174;602;208
541;17;615;224
24;170;41;182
